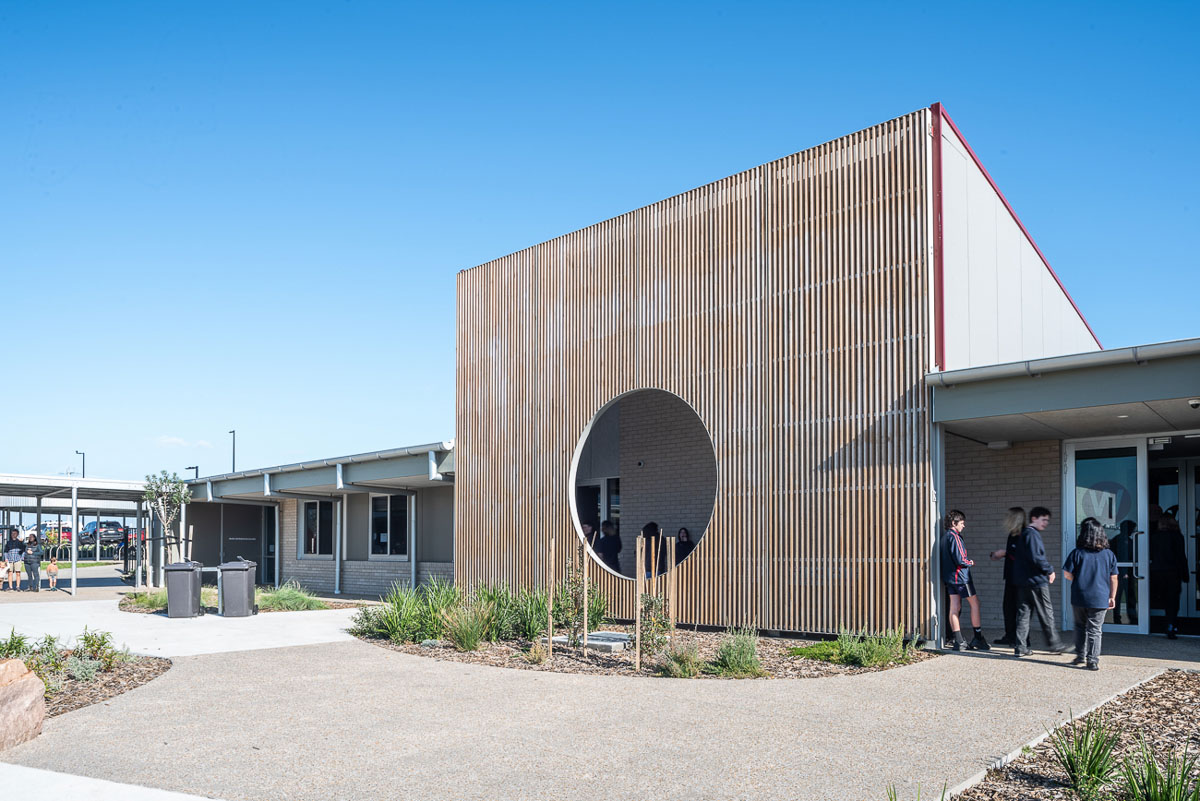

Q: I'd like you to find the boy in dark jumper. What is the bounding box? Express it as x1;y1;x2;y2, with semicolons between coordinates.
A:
940;510;990;651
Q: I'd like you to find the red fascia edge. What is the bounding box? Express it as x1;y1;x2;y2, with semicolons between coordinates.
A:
930;103;945;371
932;104;1103;350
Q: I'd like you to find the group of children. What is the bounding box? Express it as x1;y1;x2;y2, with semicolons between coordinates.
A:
940;507;1118;670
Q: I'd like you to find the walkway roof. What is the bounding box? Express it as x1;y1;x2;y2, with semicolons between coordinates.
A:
188;441;455;503
925;338;1200;443
0;474;146;519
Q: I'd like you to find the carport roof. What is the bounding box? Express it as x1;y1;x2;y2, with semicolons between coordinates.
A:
0;474;146;502
925;338;1200;443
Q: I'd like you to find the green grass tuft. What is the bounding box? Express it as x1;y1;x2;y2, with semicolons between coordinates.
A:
1047;711;1120;800
707;627;766;678
256;581;328;611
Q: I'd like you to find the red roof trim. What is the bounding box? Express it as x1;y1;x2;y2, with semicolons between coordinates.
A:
930;104;946;371
934;105;1102;349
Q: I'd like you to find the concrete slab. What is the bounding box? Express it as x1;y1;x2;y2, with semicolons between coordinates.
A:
2;635;1195;800
0;599;358;657
7;763;225;799
543;630;630;652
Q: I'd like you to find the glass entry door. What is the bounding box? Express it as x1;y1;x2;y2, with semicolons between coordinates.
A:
1065;439;1148;634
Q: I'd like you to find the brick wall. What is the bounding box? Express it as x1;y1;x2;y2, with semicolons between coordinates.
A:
944;436;1064;632
279;495;457;598
617;390;717;574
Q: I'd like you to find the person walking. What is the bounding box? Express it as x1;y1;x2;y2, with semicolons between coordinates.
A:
23;534;44;592
989;507;1026;646
1063;517;1118;670
1012;506;1069;657
3;530;24;591
596;520;622;574
939;510;989;651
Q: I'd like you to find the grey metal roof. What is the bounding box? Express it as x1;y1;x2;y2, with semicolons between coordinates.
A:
187;440;453;484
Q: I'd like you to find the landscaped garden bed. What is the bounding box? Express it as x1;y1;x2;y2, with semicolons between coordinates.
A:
349;577;935;679
119;580;361;615
951;669;1200;800
1;628;171;718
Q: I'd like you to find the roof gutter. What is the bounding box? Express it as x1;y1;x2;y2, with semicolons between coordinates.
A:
926;338;1200;389
189;440;454;485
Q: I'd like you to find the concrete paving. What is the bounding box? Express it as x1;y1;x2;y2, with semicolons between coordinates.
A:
6;764;225;800
0;564;135;604
0;598;358;657
4;636;1196;800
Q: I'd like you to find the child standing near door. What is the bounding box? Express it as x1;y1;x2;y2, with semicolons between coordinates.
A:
1062;516;1119;670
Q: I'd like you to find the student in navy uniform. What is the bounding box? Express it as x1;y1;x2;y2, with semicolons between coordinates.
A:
596;520;622;574
1063;516;1119;670
1012;506;1069;657
940;510;990;651
989;507;1026;646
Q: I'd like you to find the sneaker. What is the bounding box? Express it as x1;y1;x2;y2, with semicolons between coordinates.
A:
1071;655;1085;666
1013;648;1031;658
1048;643;1072;654
1087;662;1100;671
950;639;963;652
968;634;991;651
1167;627;1179;641
993;635;1014;647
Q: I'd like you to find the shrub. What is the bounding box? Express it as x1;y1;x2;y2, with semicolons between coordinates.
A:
1120;738;1200;801
513;588;549;642
709;627;766;678
442;600;493;652
257;580;328;611
380;584;425;643
638;594;671;659
524;642;548;664
475;583;516;641
348;605;387;638
417;578;461;641
1047;712;1120;800
587;585;608;631
67;655;101;682
787;640;842;662
657;640;702;678
0;628;31;660
77;628;121;670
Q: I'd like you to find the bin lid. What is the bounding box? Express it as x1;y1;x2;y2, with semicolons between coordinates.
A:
219;559;257;571
165;561;203;571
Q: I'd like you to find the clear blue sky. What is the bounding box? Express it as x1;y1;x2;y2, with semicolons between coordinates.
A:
2;1;1197;481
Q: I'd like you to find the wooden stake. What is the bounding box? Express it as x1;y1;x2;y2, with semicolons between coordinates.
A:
668;536;677;629
582;544;589;654
634;535;643;672
546;535;554;658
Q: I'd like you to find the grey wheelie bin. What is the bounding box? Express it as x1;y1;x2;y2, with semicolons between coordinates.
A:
219;558;258;617
164;561;203;618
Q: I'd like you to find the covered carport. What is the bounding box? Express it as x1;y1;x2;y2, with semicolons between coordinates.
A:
0;474;152;594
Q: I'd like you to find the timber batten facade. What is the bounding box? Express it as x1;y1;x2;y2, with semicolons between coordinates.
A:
455;109;937;635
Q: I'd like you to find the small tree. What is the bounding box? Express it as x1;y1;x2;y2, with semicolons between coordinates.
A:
143;470;192;564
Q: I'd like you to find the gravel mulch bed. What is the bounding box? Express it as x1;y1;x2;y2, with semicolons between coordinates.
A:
360;627;937;679
957;670;1200;799
45;656;172;718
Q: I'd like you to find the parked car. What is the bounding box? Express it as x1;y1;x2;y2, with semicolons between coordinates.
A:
79;521;126;545
29;522;72;543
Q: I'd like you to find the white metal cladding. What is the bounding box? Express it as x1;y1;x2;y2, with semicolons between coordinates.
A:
939;122;1099;369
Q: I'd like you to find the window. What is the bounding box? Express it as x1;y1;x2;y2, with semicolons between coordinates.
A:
370;494;409;558
303;500;334;556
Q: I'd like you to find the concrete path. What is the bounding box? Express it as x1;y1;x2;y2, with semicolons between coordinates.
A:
0;599;358;657
4;636;1196;800
0;564;134;604
6;764;226;800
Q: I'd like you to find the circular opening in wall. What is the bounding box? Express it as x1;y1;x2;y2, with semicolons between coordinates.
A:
569;388;717;580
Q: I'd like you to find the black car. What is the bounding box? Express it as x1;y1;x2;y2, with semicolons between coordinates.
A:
79;521;126;545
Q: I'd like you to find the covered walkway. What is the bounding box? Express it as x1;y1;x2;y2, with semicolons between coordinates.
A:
0;474;152;594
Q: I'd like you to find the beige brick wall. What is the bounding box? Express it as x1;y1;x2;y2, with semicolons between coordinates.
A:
617;390;717;574
279;496;456;598
944;437;1064;631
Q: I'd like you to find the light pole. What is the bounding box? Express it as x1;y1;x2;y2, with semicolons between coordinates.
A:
75;450;85;478
186;466;199;480
228;430;236;472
